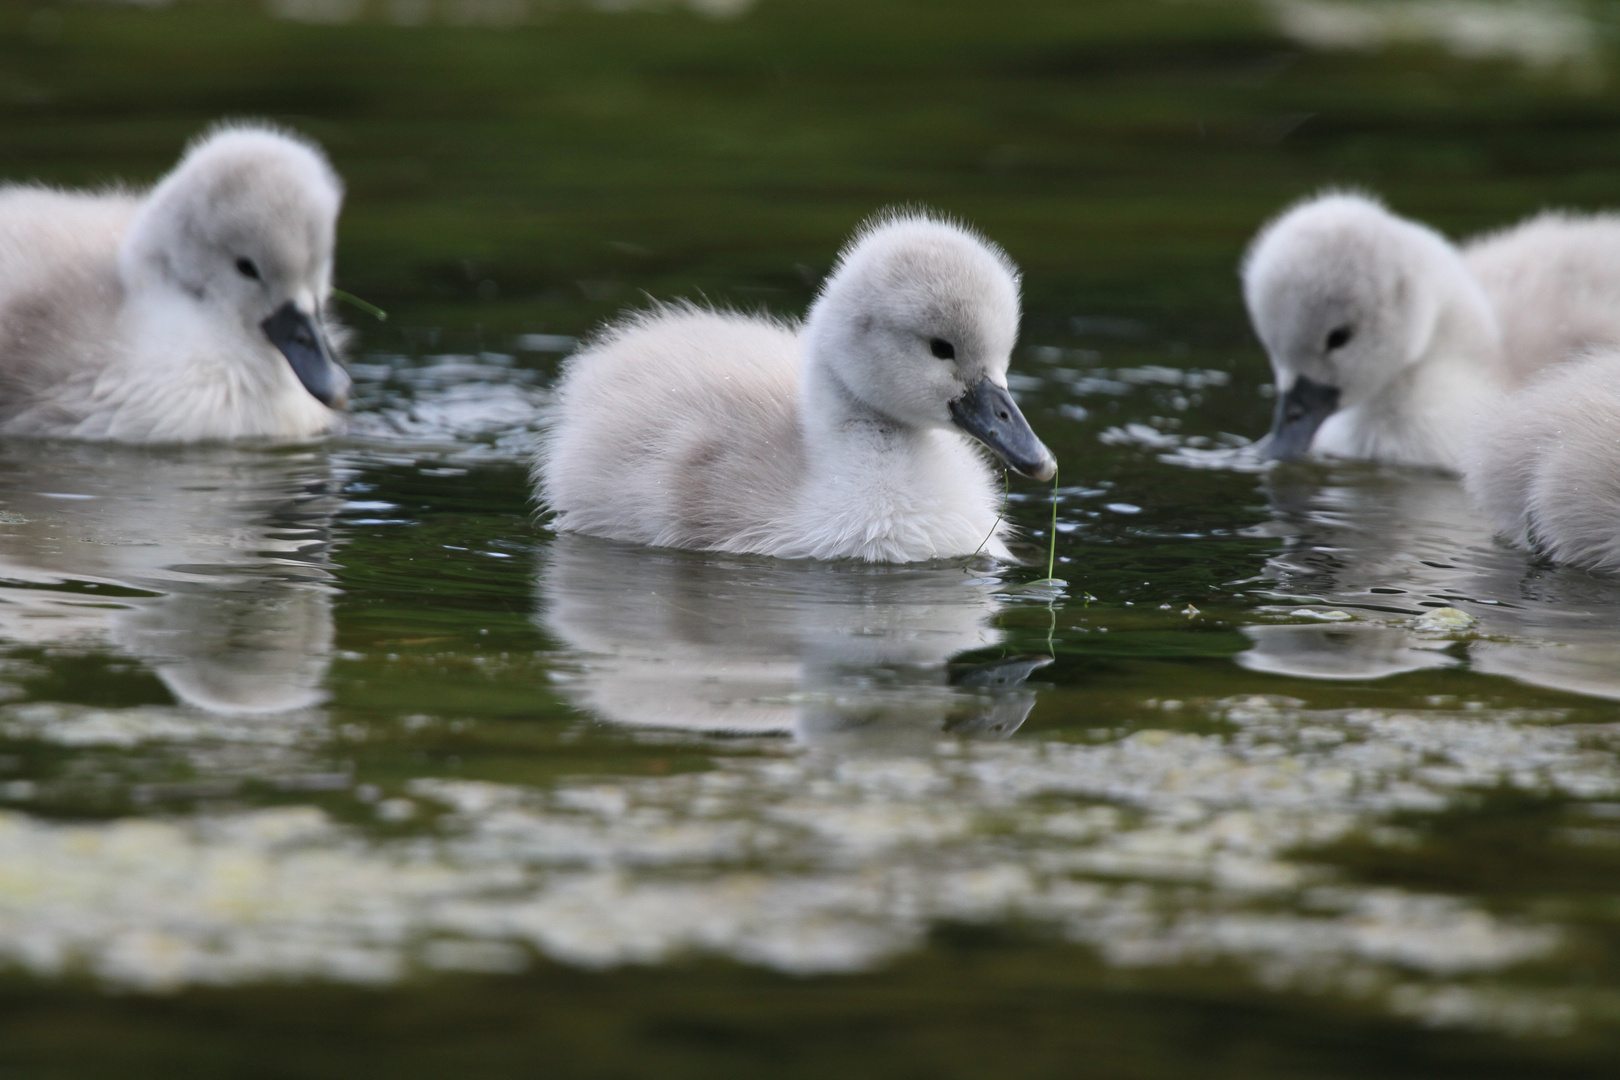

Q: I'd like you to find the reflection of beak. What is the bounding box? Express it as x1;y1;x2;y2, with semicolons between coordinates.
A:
261;301;351;409
1262;375;1340;461
949;654;1052;689
949;377;1057;480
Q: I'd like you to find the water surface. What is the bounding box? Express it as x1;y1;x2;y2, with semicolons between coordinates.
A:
5;1;1620;1076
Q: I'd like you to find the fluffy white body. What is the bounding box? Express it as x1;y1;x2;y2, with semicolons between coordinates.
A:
1464;351;1620;573
1463;211;1620;379
536;213;1055;563
0;125;348;442
1243;192;1505;471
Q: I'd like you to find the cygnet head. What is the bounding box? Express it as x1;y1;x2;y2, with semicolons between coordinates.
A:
117;124;350;409
1242;192;1469;460
802;211;1056;480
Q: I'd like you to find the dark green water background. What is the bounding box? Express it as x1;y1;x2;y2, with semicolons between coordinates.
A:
5;1;1620;1076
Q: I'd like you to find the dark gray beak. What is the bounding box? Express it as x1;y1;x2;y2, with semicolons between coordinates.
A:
261;301;350;409
1262;375;1340;461
949;377;1057;481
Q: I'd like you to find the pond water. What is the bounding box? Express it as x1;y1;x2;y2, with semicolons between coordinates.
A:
4;1;1620;1076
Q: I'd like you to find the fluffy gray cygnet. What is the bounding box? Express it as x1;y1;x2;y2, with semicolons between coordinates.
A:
1242;192;1502;471
535;211;1057;563
1241;193;1620;472
0;123;349;442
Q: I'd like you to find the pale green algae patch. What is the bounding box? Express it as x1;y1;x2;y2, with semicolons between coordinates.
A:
0;694;1611;1037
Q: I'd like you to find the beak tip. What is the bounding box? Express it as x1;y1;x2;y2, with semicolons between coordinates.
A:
327;369;354;411
951;379;1056;483
1265;376;1341;464
1259;431;1309;463
263;300;349;409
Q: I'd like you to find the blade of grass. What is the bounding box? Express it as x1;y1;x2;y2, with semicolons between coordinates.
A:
1047;464;1059;580
1026;466;1064;586
332;288;388;322
963;469;1009;569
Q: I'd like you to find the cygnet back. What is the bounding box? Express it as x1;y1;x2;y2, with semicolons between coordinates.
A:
539;303;806;552
1465;212;1620;385
0;189;138;413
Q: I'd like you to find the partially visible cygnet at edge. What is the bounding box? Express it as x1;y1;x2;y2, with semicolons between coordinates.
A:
536;211;1057;563
1465;350;1620;574
0;123;350;442
1242;192;1504;471
1244;194;1620;472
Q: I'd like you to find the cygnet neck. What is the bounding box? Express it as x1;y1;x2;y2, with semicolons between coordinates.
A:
801;352;906;437
1332;259;1504;470
116;211;197;305
1419;256;1501;367
1377;259;1503;407
785;328;999;563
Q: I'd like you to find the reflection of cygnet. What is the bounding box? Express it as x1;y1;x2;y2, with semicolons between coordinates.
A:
1251;458;1620;699
1464;350;1620;574
1257;468;1495;610
0;124;349;442
116;584;334;716
1243;193;1502;470
1243;472;1478;682
0;442;339;714
1239;624;1456;681
536;212;1055;563
536;534;1039;741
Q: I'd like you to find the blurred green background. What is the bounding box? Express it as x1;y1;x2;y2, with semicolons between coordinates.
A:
9;0;1620;346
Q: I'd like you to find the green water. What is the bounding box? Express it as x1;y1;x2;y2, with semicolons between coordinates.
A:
5;0;1620;1075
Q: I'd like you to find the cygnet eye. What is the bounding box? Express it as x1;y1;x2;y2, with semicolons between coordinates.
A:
235;257;261;281
929;338;955;360
1325;325;1353;351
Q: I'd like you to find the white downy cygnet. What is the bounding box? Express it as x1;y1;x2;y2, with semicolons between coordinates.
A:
1464;350;1620;574
1242;192;1504;471
536;211;1057;563
0;123;350;442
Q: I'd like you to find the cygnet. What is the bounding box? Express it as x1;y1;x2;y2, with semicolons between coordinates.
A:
536;211;1057;563
0;123;350;442
1242;192;1503;470
1464;350;1620;573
